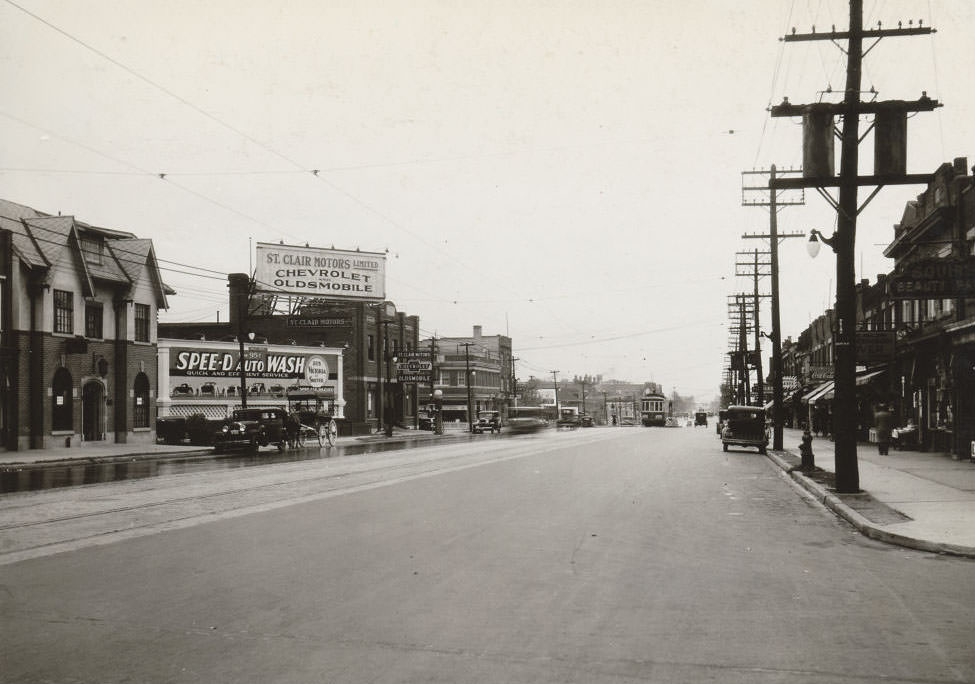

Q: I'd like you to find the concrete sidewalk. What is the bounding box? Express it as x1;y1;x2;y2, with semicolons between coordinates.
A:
0;426;460;467
770;427;975;558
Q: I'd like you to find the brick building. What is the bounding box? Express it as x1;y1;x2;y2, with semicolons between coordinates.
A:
0;199;169;451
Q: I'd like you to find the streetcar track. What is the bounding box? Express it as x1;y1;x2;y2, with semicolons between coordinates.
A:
0;431;616;534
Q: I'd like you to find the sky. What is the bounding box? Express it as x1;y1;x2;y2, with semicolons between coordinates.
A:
3;0;974;402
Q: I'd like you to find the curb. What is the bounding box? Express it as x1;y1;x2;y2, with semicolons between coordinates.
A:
767;449;975;559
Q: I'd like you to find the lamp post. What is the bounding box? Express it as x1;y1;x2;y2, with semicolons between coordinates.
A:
433;388;443;435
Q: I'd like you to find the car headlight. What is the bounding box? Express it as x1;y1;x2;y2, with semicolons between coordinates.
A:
221;425;230;433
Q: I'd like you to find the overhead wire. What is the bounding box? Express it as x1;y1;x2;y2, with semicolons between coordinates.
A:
0;1;599;343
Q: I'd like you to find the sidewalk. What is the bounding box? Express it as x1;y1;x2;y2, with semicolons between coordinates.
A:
0;426;460;467
771;427;975;558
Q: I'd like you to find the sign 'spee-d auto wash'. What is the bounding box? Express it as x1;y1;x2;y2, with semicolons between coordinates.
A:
254;242;386;302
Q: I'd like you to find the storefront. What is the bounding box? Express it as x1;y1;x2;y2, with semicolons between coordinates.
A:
157;338;345;421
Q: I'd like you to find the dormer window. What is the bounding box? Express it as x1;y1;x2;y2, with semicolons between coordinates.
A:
79;236;103;265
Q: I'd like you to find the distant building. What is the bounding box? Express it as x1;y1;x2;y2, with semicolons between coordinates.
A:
0;199;169;450
419;326;512;426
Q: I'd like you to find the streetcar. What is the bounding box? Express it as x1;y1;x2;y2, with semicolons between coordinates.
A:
640;392;667;427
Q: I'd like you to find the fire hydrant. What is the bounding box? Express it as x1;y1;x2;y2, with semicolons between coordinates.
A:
798;429;815;471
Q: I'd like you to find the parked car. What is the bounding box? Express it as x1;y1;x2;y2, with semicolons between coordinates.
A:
200;382;217;396
716;409;729;436
156;416;187;444
212;407;289;453
472;410;502;434
580;414;594;427
418;410;435;431
269;385;286;398
721;405;769;454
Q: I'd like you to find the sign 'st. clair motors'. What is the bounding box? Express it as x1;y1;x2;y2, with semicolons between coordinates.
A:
254;243;386;301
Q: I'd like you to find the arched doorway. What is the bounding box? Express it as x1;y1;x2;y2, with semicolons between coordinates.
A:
82;381;105;442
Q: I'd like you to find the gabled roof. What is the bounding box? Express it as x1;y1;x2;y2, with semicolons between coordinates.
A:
0;198;168;308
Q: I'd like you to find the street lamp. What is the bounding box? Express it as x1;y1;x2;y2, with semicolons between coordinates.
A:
806;228;836;259
433;388;443;435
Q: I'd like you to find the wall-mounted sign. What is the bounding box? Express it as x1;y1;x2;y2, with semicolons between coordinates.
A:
254;242;386;302
165;345;338;399
856;331;895;363
286;316;353;328
888;257;975;300
808;366;833;382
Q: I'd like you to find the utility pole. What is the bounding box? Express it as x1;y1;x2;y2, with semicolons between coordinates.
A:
769;2;939;492
229;273;252;409
738;296;749;404
509;356;519;411
461;342;474;433
743;164;805;449
551;370;560;415
428;336;438;403
578;376;589;415
735;250;773;407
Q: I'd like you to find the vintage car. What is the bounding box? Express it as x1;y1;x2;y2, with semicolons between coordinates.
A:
507;416;547;434
472;410;502;434
200;381;217;396
556;408;582;429
156;416;187;444
212;407;289;453
721;405;769;454
579;414;594;428
716;409;728;436
695;411;708;427
418;410;435;431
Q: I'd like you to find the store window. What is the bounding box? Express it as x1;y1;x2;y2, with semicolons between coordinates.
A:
133;373;150;428
134;303;150;342
85;302;104;339
367;334;375;361
54;290;73;334
52;367;73;431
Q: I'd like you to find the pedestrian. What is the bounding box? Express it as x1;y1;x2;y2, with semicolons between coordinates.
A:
874;403;892;455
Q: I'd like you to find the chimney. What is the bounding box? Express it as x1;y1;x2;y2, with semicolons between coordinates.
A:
473;325;482;338
953;157;968;175
227;273;250;328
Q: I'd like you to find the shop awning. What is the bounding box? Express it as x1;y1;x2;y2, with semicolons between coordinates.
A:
801;381;834;404
821;369;887;400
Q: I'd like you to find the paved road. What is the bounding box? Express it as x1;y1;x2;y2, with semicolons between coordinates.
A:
2;427;973;683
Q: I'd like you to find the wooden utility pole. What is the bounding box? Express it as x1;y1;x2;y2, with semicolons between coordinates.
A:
461;342;474;432
551;370;560;414
742;165;805;449
770;1;939;492
735;250;772;406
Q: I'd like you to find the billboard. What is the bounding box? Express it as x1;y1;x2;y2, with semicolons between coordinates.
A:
165;344;339;399
254;242;386;302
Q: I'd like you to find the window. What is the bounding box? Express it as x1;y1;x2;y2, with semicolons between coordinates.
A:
133;373;150;428
54;290;73;334
85;302;103;339
134;303;150;342
79;236;103;265
52;367;73;431
367;334;375;361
